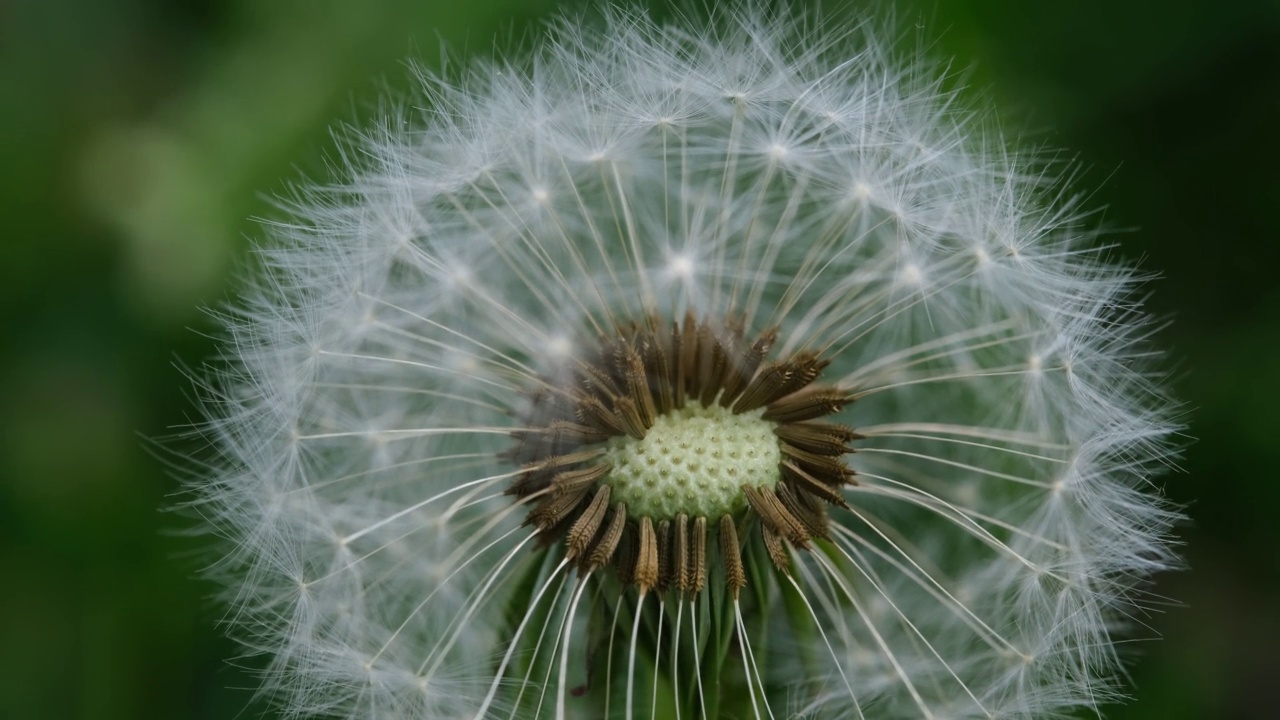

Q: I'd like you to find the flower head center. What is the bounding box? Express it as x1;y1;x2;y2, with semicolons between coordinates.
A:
506;312;859;595
603;403;781;520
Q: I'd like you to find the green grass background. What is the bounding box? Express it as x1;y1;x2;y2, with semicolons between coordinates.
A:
2;0;1277;717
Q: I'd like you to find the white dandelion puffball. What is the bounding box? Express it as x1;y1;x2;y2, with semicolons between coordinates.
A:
189;5;1181;719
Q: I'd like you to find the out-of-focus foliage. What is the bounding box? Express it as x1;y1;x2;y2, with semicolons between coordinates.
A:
1;0;1275;717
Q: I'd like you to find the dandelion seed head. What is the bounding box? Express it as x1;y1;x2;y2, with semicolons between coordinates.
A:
181;4;1182;719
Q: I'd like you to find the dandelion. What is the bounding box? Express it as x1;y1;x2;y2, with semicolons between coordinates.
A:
185;4;1181;719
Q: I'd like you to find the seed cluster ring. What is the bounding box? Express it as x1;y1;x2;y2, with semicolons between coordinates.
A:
507;313;860;596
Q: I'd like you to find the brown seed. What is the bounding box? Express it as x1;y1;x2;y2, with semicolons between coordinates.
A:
565;485;611;560
525;482;591;530
577;396;626;436
624;348;656;428
761;524;790;574
671;320;687;409
773;421;861;455
550;464;611;496
720;328;777;404
649;332;676;414
780;460;851;508
779;442;855;483
680;312;699;398
673;514;690;593
697;323;728;407
615;523;638;585
529;448;606;471
769;353;830;402
635;517;659;593
761;386;851;423
720;514;746;597
614;397;648;440
585;502;627;570
543;420;610;447
656;519;672;593
575;361;621;401
777;481;830;539
732;362;790;413
690;516;707;592
742;484;811;548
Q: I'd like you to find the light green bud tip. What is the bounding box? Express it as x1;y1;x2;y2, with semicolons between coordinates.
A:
602;403;781;519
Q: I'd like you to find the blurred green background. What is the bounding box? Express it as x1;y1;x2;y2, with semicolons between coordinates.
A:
2;0;1276;718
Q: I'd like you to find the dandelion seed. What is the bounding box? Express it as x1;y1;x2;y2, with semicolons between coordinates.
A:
182;4;1182;719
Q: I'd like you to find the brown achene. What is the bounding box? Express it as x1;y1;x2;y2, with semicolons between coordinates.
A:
506;312;859;597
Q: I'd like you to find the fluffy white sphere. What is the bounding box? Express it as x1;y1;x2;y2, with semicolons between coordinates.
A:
188;5;1181;719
